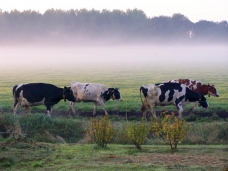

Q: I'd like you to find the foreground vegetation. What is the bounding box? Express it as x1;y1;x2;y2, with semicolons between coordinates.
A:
0;142;227;171
1;113;228;170
1;113;228;145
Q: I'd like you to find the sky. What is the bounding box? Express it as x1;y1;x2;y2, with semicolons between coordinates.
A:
0;0;227;23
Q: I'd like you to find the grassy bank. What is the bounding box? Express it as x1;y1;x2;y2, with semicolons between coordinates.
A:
0;143;227;171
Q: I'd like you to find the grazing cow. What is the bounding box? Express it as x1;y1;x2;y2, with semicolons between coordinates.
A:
140;83;209;119
13;83;76;117
164;79;219;109
70;82;123;116
164;79;219;97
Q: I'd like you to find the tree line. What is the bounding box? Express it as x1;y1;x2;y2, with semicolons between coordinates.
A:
0;8;227;45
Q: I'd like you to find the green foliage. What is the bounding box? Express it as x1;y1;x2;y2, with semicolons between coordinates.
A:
19;114;53;138
184;121;228;144
0;157;15;168
0;113;85;143
0;113;19;138
152;113;190;150
85;116;115;148
51;117;85;143
112;122;132;145
217;122;228;142
126;118;150;149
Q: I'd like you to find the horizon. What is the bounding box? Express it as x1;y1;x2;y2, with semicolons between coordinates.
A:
0;0;227;23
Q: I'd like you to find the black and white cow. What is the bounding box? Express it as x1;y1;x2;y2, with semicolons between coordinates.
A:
13;83;76;117
140;83;209;119
70;82;123;116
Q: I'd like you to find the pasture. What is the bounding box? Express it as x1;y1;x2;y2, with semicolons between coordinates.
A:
0;45;228;115
0;45;228;171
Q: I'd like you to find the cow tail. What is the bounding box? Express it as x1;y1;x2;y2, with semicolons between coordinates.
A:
139;87;144;105
13;85;18;100
140;87;147;112
12;85;17;107
13;85;16;96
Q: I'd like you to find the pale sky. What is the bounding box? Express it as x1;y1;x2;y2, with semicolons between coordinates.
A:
0;0;227;23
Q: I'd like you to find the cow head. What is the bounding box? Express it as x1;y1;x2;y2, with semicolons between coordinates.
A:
63;86;76;102
108;88;123;101
208;84;219;97
198;95;209;108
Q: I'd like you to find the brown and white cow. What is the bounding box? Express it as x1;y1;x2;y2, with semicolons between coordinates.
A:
140;83;209;119
164;79;219;109
70;82;123;116
164;79;219;97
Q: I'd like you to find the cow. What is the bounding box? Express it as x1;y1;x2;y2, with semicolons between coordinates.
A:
70;82;123;116
140;83;209;119
164;79;219;109
164;79;219;97
13;83;76;117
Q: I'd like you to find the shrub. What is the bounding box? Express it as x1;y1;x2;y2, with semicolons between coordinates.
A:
51;117;85;143
126;118;150;149
19;113;53;138
113;122;132;144
19;114;85;143
184;122;228;144
152;113;190;150
85;116;115;148
0;113;21;139
217;122;228;142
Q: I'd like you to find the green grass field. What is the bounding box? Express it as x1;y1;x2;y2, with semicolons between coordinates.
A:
1;143;227;171
0;46;228;114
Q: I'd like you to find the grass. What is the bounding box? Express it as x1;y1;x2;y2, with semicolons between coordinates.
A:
1;64;228;115
0;143;227;171
0;46;228;114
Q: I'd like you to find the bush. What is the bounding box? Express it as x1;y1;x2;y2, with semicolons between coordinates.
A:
152;113;190;150
126;118;150;149
85;116;115;148
184;121;228;144
51;117;85;143
19;113;85;143
0;113;20;139
19;114;53;138
112;122;132;144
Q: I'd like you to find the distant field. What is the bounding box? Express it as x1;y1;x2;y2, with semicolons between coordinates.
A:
0;45;228;114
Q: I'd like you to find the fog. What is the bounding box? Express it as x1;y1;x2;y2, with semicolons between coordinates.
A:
1;44;227;72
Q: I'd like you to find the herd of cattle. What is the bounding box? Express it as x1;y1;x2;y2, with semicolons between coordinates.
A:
12;79;219;118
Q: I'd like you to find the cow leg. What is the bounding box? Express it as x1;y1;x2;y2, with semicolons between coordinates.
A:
70;102;76;115
150;106;157;119
94;101;108;115
46;105;52;117
93;103;98;117
98;101;108;116
193;102;197;110
25;106;31;114
13;102;19;115
142;110;147;118
177;104;184;119
146;99;156;119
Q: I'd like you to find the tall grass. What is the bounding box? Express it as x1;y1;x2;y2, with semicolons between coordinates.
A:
1;113;228;145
